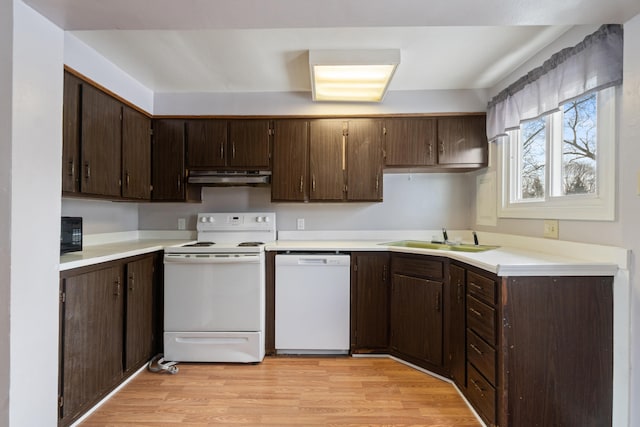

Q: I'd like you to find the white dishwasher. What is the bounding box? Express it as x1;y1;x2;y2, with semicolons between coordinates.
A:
275;254;351;354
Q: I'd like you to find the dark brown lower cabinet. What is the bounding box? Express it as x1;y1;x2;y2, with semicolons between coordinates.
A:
389;254;445;373
448;263;466;389
351;252;390;353
59;253;159;427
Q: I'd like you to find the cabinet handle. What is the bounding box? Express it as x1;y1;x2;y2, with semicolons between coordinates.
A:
457;282;463;302
299;176;304;193
114;278;121;296
232;141;236;159
469;282;483;291
177;174;181;191
469;307;483;317
84;163;91;180
129;273;135;292
382;264;388;282
470;378;485;395
312;175;316;192
429;144;433;161
375;173;379;191
440;140;445;156
469;343;483;355
126;172;130;187
342;135;346;171
220;142;224;159
68;160;75;177
435;291;441;312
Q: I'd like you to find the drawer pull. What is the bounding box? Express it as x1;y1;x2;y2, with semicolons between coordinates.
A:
469;282;483;290
469;307;483;317
470;343;483;355
471;378;485;395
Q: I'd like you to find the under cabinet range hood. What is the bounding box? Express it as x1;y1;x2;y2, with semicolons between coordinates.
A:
187;170;271;186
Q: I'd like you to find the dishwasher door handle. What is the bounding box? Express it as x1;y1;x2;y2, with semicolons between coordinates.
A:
297;257;329;265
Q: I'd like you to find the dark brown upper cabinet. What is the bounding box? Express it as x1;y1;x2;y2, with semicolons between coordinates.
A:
62;72;82;194
306;119;384;202
271;119;309;202
122;106;151;200
384;118;437;167
151;119;186;201
309;119;347;201
346;119;384;201
185;119;227;169
228;120;271;169
80;84;123;198
437;115;487;166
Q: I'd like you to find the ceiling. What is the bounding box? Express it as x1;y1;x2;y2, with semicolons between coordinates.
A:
23;0;640;95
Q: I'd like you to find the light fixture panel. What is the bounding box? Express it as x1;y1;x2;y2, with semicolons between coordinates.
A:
309;49;400;102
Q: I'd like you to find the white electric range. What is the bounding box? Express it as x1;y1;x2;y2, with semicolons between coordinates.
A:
163;212;276;363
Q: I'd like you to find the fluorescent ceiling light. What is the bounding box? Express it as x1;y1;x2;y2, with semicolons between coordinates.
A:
309;49;400;102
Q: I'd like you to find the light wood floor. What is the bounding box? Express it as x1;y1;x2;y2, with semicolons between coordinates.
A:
81;356;481;426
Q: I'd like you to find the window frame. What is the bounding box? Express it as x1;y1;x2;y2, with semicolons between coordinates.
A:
497;86;617;221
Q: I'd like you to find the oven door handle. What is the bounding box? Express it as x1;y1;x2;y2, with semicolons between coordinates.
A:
164;254;261;264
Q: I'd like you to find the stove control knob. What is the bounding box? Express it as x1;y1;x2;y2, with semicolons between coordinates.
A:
256;216;264;223
200;217;207;223
208;216;215;223
264;216;270;223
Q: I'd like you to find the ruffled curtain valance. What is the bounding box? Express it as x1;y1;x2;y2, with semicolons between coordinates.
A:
486;24;623;141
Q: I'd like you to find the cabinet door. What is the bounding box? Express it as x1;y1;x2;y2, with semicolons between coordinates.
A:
437;116;487;165
152;119;185;201
347;119;384;201
62;72;82;194
81;84;122;197
384;118;436;167
352;252;390;351
449;263;466;389
59;265;123;423
391;274;443;366
125;255;155;372
271;120;309;201
228;120;271;168
309;120;346;201
186;119;227;168
122;106;151;200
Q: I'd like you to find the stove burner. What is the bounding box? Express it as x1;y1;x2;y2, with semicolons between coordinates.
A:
237;241;264;247
184;241;215;247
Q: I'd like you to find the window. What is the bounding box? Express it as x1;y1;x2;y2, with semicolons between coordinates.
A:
498;87;616;220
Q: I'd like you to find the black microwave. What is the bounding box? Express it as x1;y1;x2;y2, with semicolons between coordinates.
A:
61;217;82;254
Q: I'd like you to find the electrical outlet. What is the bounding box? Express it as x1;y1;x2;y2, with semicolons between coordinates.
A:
296;218;305;230
543;219;559;239
177;218;186;230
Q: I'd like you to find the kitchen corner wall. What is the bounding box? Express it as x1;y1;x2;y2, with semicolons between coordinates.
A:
137;173;475;232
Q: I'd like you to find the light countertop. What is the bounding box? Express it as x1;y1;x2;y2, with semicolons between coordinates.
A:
59;234;621;277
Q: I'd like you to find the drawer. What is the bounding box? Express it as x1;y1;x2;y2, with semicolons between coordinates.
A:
467;296;496;345
467;271;496;305
467;363;496;425
467;329;496;385
391;255;443;279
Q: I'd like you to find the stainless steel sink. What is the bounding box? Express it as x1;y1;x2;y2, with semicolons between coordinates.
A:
382;240;499;253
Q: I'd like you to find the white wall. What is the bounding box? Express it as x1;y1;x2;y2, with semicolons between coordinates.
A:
154;88;488;116
62;198;139;234
64;32;154;114
138;173;474;232
0;0;13;423
620;13;640;427
9;1;64;426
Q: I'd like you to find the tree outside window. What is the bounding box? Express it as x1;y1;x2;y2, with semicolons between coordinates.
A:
561;93;597;195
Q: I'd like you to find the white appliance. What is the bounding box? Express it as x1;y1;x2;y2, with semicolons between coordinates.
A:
163;212;275;363
275;254;351;354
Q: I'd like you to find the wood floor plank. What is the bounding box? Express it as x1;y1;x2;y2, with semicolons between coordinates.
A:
80;357;480;426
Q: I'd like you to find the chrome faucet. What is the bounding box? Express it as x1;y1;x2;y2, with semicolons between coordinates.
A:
473;231;479;246
442;228;449;243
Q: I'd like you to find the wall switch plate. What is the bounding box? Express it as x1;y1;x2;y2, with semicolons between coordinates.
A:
543;219;559;239
177;218;186;230
296;218;305;230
